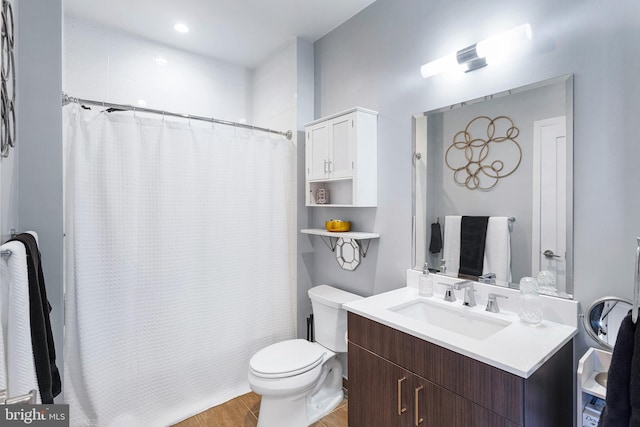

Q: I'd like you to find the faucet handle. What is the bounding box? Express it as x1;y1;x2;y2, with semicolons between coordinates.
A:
440;259;447;274
443;285;456;302
486;293;508;313
479;273;497;285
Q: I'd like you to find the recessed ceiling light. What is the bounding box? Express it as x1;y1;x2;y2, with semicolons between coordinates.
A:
174;23;189;33
155;56;168;65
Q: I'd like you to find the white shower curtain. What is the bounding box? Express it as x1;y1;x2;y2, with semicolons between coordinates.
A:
63;106;296;426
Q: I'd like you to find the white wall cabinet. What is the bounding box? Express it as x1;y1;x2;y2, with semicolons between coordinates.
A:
305;107;378;207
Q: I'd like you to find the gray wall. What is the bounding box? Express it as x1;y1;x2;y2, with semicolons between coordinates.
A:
17;0;64;386
311;0;640;360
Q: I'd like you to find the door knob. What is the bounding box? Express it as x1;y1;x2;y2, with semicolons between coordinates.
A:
543;249;561;258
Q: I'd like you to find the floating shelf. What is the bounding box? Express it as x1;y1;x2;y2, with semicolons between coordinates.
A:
301;229;380;270
300;229;380;240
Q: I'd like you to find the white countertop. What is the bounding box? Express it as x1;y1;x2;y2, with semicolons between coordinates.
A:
344;272;578;378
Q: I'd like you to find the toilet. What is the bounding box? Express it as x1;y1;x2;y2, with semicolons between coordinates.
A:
248;285;362;427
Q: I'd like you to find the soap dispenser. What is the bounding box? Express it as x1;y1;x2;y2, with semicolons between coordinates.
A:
419;263;433;297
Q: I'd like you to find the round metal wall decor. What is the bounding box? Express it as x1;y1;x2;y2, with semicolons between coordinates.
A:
445;115;522;191
1;0;15;158
335;238;361;271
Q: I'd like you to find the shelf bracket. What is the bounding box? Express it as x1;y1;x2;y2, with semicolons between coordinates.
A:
318;235;339;252
357;239;372;258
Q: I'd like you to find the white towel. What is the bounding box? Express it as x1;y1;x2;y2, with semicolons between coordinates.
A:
444;215;512;283
443;216;461;276
0;241;41;403
483;217;512;283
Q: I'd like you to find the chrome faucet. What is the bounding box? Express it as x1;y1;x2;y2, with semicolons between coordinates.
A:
453;280;476;307
485;293;509;313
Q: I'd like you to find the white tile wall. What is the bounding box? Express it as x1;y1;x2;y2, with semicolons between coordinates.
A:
63;17;252;122
251;39;297;131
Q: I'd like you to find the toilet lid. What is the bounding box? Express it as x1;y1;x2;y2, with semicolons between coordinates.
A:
250;339;325;379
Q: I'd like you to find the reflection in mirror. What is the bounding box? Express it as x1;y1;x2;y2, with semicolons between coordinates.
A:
412;74;574;298
584;297;633;350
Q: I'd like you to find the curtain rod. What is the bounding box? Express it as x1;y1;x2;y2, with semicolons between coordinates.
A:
61;93;293;140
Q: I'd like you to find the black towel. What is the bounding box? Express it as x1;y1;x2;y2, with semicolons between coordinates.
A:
8;233;61;404
458;216;489;277
630;312;640;426
429;222;442;253
599;314;634;427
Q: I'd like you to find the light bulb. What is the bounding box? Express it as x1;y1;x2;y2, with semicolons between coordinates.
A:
174;23;189;33
476;23;532;63
420;53;459;79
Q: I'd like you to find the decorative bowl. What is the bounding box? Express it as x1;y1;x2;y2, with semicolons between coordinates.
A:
325;219;351;232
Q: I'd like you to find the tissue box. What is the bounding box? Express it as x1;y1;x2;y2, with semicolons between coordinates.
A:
583;396;605;427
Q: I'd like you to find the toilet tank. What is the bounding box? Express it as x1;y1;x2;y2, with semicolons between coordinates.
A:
309;285;362;352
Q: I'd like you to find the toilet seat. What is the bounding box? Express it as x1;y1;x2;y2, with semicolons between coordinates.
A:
249;339;326;379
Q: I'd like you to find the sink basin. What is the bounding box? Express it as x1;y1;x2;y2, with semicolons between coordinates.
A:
389;299;511;340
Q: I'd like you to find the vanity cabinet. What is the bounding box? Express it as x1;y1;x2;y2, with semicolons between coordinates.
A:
304;107;377;207
348;313;573;427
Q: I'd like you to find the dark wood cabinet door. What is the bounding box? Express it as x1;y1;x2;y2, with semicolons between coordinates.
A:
414;376;519;427
349;342;413;427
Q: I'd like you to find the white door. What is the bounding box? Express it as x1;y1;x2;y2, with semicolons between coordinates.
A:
532;116;567;294
306;122;330;180
328;114;354;179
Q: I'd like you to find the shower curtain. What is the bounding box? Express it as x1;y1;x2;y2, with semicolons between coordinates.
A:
63;106;296;426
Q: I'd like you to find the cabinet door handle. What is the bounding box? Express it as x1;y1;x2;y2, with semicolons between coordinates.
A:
397;377;407;415
414;385;424;426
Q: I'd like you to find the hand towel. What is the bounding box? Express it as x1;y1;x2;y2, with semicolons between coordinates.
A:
599;313;634;427
429;222;442;253
0;241;40;403
483;217;512;282
459;216;489;277
8;233;61;403
443;216;461;275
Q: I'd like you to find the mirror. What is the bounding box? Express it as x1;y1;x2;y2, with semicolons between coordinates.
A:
584;297;633;350
412;74;574;298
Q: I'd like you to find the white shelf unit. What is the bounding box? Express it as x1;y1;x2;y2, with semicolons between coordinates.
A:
305;107;378;207
577;347;610;426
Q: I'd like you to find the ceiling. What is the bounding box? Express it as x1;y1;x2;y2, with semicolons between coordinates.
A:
63;0;376;69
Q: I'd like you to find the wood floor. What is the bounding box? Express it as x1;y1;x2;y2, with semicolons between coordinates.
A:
173;391;348;427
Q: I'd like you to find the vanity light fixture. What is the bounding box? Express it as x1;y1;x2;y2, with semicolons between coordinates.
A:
420;23;532;79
